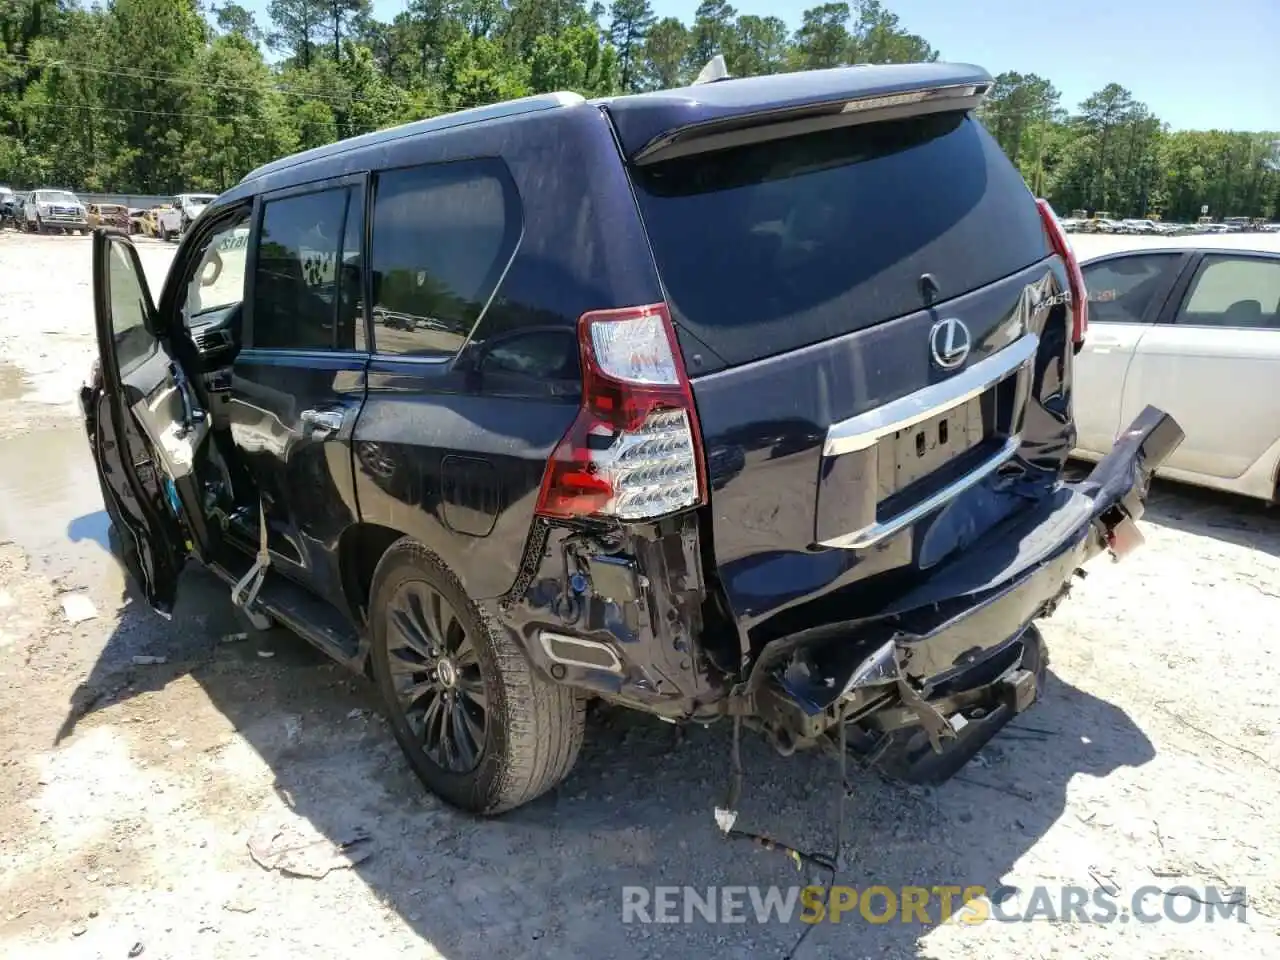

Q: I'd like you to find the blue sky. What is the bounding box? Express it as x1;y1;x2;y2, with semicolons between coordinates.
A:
257;0;1280;131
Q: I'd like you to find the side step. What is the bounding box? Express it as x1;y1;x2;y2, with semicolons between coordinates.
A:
209;553;364;670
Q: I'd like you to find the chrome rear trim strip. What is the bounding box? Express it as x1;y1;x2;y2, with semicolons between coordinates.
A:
823;333;1039;457
819;435;1022;549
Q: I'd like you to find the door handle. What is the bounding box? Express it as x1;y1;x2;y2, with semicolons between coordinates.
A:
300;409;344;437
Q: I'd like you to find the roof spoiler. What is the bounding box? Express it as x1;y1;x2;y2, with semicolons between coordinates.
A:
632;79;989;165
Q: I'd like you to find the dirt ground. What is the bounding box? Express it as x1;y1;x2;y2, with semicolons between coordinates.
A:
0;229;1278;959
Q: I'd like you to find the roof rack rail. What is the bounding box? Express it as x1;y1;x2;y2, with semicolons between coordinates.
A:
239;91;587;185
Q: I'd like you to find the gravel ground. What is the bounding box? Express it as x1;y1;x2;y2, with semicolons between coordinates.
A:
0;228;1278;959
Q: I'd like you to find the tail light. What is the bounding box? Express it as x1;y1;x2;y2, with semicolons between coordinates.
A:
535;303;707;521
1037;198;1089;346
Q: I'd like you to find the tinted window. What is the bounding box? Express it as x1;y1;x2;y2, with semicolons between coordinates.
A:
251;186;365;350
631;113;1050;367
108;242;155;376
1082;254;1179;324
369;160;521;359
1176;256;1280;329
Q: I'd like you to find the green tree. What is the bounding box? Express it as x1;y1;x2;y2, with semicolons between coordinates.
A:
181;33;295;190
102;0;206;191
641;15;687;89
849;0;935;63
980;71;1061;194
1;0;1275;217
325;0;368;60
608;0;654;92
529;18;616;95
726;14;787;76
686;0;734;71
792;2;848;69
267;0;326;67
213;2;262;44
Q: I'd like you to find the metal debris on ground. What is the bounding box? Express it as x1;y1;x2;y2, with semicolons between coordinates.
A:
257;649;275;658
131;655;167;665
128;942;145;957
60;593;97;624
247;822;372;879
220;632;249;644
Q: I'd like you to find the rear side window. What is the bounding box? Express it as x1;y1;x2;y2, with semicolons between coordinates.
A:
369;159;522;359
251;186;365;351
631;113;1049;367
1082;253;1180;324
1176;256;1280;329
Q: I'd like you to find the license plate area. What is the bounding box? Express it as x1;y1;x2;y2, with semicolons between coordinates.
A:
814;336;1037;550
877;397;986;498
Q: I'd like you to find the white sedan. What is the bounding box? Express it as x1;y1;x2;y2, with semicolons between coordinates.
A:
1071;235;1280;502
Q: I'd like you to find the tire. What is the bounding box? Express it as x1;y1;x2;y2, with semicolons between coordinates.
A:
369;537;585;814
35;217;45;235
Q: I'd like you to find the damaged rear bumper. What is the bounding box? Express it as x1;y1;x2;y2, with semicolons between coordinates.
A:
750;405;1183;756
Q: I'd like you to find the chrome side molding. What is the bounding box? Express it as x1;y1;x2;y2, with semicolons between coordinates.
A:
819;435;1022;549
823;333;1040;457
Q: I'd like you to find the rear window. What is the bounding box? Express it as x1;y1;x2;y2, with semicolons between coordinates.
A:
631;112;1049;368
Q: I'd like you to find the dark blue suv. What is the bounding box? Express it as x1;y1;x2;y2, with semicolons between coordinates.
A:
81;63;1182;814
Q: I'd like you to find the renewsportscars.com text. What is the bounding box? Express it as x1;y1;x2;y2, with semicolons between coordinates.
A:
621;885;1248;925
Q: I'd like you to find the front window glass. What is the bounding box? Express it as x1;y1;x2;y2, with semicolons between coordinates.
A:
183;213;253;323
108;242;155;376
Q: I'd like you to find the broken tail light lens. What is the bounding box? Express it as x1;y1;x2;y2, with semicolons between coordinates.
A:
535;303;707;521
1037;198;1089;346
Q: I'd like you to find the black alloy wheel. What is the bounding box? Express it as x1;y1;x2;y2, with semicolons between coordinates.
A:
369;537;586;814
385;579;488;773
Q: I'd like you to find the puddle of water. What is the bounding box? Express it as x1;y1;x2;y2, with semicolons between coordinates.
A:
0;424;125;591
0;362;28;402
0;359;83;412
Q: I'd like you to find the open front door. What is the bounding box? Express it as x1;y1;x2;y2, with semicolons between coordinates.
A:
86;231;211;616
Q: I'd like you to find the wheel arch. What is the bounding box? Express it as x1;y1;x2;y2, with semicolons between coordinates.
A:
337;521;413;671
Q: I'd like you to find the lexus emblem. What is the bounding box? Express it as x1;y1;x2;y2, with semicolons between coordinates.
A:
929;317;971;370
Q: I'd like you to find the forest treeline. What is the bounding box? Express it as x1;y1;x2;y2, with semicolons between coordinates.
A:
2;0;1277;220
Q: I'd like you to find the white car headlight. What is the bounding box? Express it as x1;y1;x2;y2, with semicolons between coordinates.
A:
37;203;50;214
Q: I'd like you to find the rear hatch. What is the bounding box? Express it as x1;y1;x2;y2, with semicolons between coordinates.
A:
609;67;1071;642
